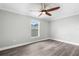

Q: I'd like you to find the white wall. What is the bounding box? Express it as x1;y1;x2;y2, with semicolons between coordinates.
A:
51;14;79;44
0;9;50;48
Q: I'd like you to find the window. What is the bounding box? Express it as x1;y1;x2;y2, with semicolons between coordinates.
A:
31;20;40;37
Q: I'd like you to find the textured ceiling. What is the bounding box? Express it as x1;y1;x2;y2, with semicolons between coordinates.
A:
0;3;79;21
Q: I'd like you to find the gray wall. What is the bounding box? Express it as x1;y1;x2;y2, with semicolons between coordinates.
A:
0;9;50;48
51;15;79;43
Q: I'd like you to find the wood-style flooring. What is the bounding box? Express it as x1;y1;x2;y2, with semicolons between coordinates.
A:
0;39;79;56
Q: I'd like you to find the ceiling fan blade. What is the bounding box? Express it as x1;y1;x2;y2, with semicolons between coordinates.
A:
41;3;43;10
44;3;46;10
38;12;43;16
46;6;60;12
45;12;52;16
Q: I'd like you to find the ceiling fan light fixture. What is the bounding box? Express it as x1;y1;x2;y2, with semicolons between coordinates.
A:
38;3;60;16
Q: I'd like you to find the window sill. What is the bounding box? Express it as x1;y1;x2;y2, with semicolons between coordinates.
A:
32;36;40;38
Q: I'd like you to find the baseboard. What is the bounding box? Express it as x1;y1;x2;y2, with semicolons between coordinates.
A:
1;37;78;51
50;38;79;46
0;38;49;51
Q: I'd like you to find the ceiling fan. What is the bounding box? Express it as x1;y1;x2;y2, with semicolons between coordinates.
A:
39;3;60;16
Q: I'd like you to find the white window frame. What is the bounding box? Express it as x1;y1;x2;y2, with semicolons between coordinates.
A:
31;20;40;38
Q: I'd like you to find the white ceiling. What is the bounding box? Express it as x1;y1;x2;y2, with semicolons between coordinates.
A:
0;3;79;21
